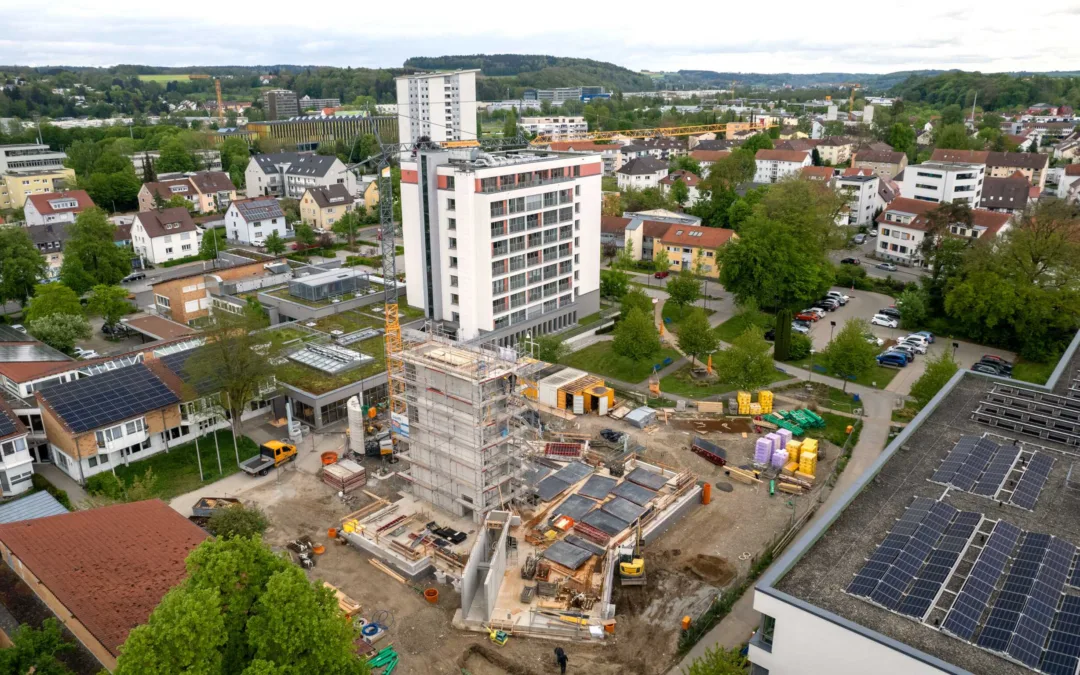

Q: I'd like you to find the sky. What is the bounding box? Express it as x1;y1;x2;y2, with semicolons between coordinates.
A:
3;0;1080;74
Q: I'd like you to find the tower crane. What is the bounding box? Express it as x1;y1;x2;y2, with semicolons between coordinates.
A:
190;74;226;125
442;121;778;149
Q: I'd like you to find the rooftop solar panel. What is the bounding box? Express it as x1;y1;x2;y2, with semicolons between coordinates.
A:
972;444;1020;497
847;498;936;598
1006;538;1075;667
870;502;957;610
896;513;981;619
1011;452;1055;511
951;437;1000;492
942;520;1021;640
1040;595;1080;675
37;363;180;433
977;532;1049;652
931;436;978;485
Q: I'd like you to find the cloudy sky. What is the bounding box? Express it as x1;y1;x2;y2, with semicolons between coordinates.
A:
3;0;1079;73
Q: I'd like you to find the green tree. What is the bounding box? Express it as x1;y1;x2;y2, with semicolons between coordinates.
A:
0;618;75;675
207;505;269;539
886;123;916;154
909;350;959;408
600;269;629;300
934;123;975;150
741;134;774;154
620;288;654;321
896;286;929;329
615;238;636;270
940;104;965;126
87;284;131;327
720;217;834;310
81;154;141;212
666;271;702;307
502;109;518;138
200;226;225;260
670;155;702;175
653;246;670;276
280;199;301;224
684;645;747;675
676;308;718;365
331;210;362;249
821;319;877;391
773;308;793;361
612;307;661;361
533;333;568;363
25;283;83;323
163;194;197;214
295;222;317;247
65;138;102;178
0;227;47;306
28;313;92;353
156;138;196;173
60;208;131;294
220;137;250;176
715;325;774;391
811;147;822;166
264;231;286;255
670;177;690;206
115;586;228;675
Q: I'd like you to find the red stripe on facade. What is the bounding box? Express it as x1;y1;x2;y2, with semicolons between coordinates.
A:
579;163;602;177
401;169;418;184
437;175;449;189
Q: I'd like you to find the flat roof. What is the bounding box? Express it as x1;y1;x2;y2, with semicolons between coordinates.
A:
765;334;1080;675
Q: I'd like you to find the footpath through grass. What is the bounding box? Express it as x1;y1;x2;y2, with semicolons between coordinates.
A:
113;430;260;501
659;363;789;399
559;341;681;384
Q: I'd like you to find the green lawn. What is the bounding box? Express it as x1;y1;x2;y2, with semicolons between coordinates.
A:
659;363;788;399
137;74;193;83
267;286;357;308
785;355;900;390
559;342;681;384
113;430;260;501
892;406;919;423
661;303;715;325
601;176;618;192
276;334;386;395
311;311;384;334
714;312;773;342
1012;358;1056;385
807;412;862;448
779;382;864;412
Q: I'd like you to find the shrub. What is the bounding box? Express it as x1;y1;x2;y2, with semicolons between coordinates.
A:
207;505;269;539
87;472;125;500
788;333;813;360
31;473;73;510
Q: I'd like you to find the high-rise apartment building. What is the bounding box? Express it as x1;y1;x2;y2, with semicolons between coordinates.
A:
401;149;602;344
262;89;299;121
395;70;478;144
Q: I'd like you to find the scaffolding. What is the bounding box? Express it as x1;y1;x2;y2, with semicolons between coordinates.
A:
392;331;543;523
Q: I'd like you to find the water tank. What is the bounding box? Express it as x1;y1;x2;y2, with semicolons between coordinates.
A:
347;395;365;453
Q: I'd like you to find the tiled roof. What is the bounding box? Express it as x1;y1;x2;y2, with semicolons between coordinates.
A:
548;141;617;152
659;170;701;187
986;150;1050;171
842;168;874;177
231;197;285;223
801;166;835;180
689;150;731;162
0;500;207;657
600;216;630;234
693;139;736;151
980;176;1031;209
929;149;990;164
854;150;906;164
304;184;354;209
755;149;810;163
142;178;197;202
1065;164;1080;176
113;223;131;242
27;222;69;249
188;171;236;194
25;190;94;216
134;207;197;239
0;360;75;384
877;197;1012;235
659;224;736;248
773;139;819;152
253;152;339;178
616;157;669;176
0;491;68;525
123;314;197;341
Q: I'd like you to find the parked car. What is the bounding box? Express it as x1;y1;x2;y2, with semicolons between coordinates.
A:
913;330;935;343
840;257;862;265
121;271;146;283
654;270;670;279
871;314;899;328
805;308;827;319
979;355;1013;375
795;311;821;322
890;344;917;360
73;347;99;360
826;291;849;305
791;322;810;335
869;228;878;237
898;339;928;355
900;334;930;348
877;262;898;272
814;299;838;312
876;352;909;368
10;324;25;333
865;334;884;347
853;233;867;245
878;307;901;320
972;362;1010;377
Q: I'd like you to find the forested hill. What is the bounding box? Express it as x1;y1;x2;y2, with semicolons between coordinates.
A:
889;71;1080;110
652;70;945;90
403;54;656;98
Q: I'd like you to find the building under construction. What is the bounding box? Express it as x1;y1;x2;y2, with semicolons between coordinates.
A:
394;333;540;524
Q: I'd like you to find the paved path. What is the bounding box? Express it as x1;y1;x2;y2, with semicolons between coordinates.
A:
34;463;90;508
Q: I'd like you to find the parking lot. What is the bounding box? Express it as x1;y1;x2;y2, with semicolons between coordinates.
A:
804;288;1017;395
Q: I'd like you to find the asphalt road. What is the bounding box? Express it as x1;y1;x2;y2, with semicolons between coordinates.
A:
831;235;929;281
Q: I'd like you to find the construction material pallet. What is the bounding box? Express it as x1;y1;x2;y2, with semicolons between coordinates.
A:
763;413;804;435
690;437;727;466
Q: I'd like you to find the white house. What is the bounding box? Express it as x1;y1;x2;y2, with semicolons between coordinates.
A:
0;400;33;496
616;157;669;190
245;152;357;200
130;207;201;265
834;170;881;226
874;197;1011;267
754;149;811;183
518;116;588;139
23;190;94;226
658;170;702;205
899;161;984;206
225;197;287;246
1058;164;1080;198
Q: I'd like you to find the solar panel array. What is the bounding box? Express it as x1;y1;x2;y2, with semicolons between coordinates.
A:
896;511;983;619
942;520;1022;640
1012;453;1056;510
37;363;181;433
973;444;1021;497
1041;595;1080;675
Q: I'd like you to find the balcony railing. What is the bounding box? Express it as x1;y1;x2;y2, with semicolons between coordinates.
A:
478;174;575;194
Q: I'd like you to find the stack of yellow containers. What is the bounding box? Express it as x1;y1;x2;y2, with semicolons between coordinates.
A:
787;440;803;463
758;390;774;414
737;391;752;415
749;402;762;415
798;438;820;477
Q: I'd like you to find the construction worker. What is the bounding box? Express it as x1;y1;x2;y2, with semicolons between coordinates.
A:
554;646;568;674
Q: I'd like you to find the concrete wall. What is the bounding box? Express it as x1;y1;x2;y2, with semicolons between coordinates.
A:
460;511;511;622
259;282;405;324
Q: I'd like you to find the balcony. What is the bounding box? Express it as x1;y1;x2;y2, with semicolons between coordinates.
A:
478;174;576;194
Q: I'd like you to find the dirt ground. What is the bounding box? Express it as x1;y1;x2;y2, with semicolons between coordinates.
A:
237;405;836;675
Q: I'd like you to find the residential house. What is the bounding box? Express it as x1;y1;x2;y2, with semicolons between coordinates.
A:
835;170;881;226
874;197;1011;267
547;141;621;175
693;139;737;152
0;500;207;671
137;178;199;213
245;152;357;200
27;223;69;280
815;137;855;165
0;168;77;210
188;171;237;212
801;166;836;181
773;139;820;154
657;224;736;278
900;161;985;206
851;149;908;180
131;207;201;265
754;149;811;183
603;210;700;261
0;400;32;496
930;149;1050;189
618;144;649;162
633;138;686;160
225;196;287;245
0;491;68;524
688;149;730;176
300;184;355;231
1053;131;1080;162
616;156;669;190
1058;164;1080;199
980;173;1035;214
658;170;702;204
518;116;588;139
23;190;94;226
356;175;379;211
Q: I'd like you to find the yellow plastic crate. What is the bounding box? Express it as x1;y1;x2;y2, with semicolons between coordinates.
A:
749;402;762;415
787;440;802;463
738;406;750;415
799;452;818;475
738;391;752;404
800;438;819;454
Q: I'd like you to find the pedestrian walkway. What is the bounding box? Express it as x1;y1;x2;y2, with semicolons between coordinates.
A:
33;463;90;507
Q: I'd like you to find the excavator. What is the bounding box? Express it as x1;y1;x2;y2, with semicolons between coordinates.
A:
619;522;646;586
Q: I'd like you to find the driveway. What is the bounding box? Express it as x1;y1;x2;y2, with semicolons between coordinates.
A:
830;238;929;281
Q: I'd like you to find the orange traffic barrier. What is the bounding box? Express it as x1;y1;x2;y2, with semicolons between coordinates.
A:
424;588;439;604
681;615;692;631
328;527;338;539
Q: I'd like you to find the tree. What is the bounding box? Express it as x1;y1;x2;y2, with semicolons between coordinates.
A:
715;325;774;391
115;586;228;675
264;231;286;255
652;247;670;276
331;210;362;249
29;314;92;353
940;104;965;126
670;155;702;176
220;137;250;175
25;283;83;323
207;505;269;539
909;350;959;409
934;123;975;150
773;308;793;361
87;284;131;327
684;645;748;675
183;312;275;441
886;123;916;155
896;286;929;329
601;241;618;264
65;138;102;178
60;208;131;294
0;227;47;306
295;222;317;247
0;618;76;675
620;288;653;321
615;238;636;270
156;138;196;173
821;319;877;391
502;109;517;138
164;194;197;214
811;148;822;166
670;178;690;206
677;308;718;365
741;134;774;154
81;154;141;212
533;333;569;363
200;226;225;260
666;271;702;307
600;269;629;300
612;307;661;361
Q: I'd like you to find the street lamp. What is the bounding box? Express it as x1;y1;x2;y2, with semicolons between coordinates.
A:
952;342;960;360
829;320;837;342
809;348;816;384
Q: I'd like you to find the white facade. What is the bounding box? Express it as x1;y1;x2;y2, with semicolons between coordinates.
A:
876;221;925;265
0;433;34;496
130;217;202;265
754;153;811;183
616;164;669;191
244;154;357;200
401;151;602;342
1058;169;1080;198
900;162;985;206
23;195;81;226
835;174;881;226
225;202;288;246
519;116;588;139
395;70;479;144
0;144;67;174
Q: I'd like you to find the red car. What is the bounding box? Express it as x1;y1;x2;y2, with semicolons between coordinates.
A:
795;312;821;322
654;270;670;279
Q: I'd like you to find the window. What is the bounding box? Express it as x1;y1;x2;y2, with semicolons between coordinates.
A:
445;176;455;189
451;275;458;287
451;294;459;305
182;244;192;251
449;237;457;250
448;218;456;230
493;278;507;294
449;256;458;268
447;198;456;211
1;438;26;456
165;247;173;254
125;418;145;435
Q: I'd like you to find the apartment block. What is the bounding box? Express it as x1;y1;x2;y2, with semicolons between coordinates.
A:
395;70;478;144
835;171;882;226
245;152;356;200
401;149;601;344
518;116;588;139
754;149;811;183
900;161;985;206
0;144;67;174
0;168;77;209
262;89;299;121
299;95;342;110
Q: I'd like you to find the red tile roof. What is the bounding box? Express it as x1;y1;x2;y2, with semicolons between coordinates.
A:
755;149;810;163
25;190;94;216
0;500;207;657
877;197;1011;235
0;360;77;383
659;224;735;248
801;166;835;180
930;149;990;164
601;216;630;234
842;168;874;177
1065;164;1080;176
547;141;617;152
142;178;197;202
689;150;731;162
659;170;701;187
